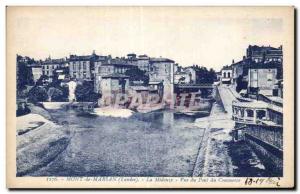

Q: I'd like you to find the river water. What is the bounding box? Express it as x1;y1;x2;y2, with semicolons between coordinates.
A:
30;109;208;177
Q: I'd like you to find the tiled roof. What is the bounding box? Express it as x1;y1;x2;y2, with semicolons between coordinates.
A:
150;58;174;63
69;54;100;61
102;73;129;78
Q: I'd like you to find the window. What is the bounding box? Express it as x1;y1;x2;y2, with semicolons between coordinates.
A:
246;109;254;117
227;72;231;78
223;72;226;78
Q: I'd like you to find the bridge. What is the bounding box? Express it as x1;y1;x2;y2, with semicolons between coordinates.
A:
174;83;214;89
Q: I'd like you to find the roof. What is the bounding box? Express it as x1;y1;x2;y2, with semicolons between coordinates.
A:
42;58;66;65
232;100;282;113
102;73;129;79
149;81;163;85
130;86;149;91
222;66;232;70
69;54;100;61
150;58;174;63
249;61;281;69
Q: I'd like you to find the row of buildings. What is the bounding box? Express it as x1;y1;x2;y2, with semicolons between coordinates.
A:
17;51;203;104
219;45;284;175
219;45;283;98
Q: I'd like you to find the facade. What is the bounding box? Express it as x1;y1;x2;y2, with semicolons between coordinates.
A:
94;59;136;93
149;57;175;103
137;55;150;72
246;45;283;63
248;68;277;96
230;58;251;87
174;71;191;84
42;57;67;81
68;52;100;80
221;67;233;84
31;66;43;83
183;67;197;83
100;73;130;106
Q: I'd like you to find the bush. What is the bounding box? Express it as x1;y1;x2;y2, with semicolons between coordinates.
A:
47;87;64;102
28;86;48;103
75;81;100;102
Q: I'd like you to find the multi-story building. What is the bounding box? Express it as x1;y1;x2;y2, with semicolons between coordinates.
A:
246;45;283;63
28;64;43;83
100;73;130;106
126;53;138;66
42;57;67;79
149;57;175;103
248;67;278;96
68;51;100;80
94;58;136;93
136;55;150;72
220;66;233;84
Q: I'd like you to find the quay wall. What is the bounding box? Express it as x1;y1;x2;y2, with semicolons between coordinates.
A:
238;124;283;175
213;86;226;112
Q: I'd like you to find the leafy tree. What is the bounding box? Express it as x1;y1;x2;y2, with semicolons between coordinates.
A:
36;75;49;86
28;86;48;103
75;81;100;102
17;62;34;92
125;67;149;85
47;87;63;102
192;65;217;84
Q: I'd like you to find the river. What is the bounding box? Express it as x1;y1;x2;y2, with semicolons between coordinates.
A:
29;109;209;177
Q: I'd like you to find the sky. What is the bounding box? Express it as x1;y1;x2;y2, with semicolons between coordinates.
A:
7;7;285;71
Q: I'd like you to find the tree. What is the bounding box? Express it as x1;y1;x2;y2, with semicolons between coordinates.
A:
192;65;217;84
28;86;48;103
47;87;63;102
125;67;149;85
75;81;100;102
17;62;34;92
36;75;49;86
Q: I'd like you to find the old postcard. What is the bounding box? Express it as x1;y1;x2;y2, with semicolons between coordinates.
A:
6;6;294;188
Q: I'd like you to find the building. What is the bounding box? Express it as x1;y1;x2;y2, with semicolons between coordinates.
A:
246;45;283;63
220;66;233;84
148;81;164;100
230;58;252;87
248;68;278;97
68;51;100;80
149;57;175;104
42;57;67;81
137;55;150;72
232;100;283;174
100;73;130;106
184;67;197;83
174;71;192;84
30;65;43;83
94;58;136;93
126;53;138;66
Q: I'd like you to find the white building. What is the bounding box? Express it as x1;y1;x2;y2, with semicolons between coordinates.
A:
221;67;233;84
